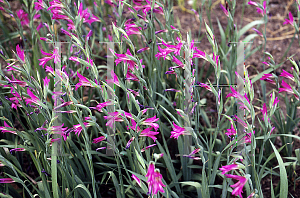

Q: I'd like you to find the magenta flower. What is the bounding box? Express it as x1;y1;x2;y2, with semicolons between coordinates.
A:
73;122;90;136
193;48;207;60
225;174;248;197
125;22;142;36
244;131;255;144
0;178;15;184
261;103;268;121
91;101;113;112
280;69;294;81
283;12;294;26
155;46;174;60
51;124;69;141
170;122;190;139
39;48;61;68
75;72;94;90
220;4;229;17
0;121;17;134
279;80;299;100
125;137;135;150
225;124;236;137
227;86;244;101
92;136;106;144
145;162;166;196
260;73;275;85
142;115;159;131
219;164;239;174
43;76;50;87
104;112;124;128
248;1;258;6
25;88;40;105
34;0;44;11
140;127;159;142
252;28;263;37
16;44;25;62
131;174;141;187
256;1;266;16
16;9;29;27
10;148;25;154
162;38;183;56
125;71;139;81
141;144;156;152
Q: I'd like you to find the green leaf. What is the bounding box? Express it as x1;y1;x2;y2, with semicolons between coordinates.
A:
269;141;288;198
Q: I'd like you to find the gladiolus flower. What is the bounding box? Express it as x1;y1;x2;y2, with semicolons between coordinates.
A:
10;148;25;154
225;174;248;198
25;88;41;105
279;80;299;100
248;1;258;6
220;4;229;17
17;9;29;27
131;174;141;187
252;28;263;37
75;72;95;90
243;131;255;144
142;116;159;131
73;122;90;136
90;101;113;112
140;127;159;142
260;73;275;85
141;144;156;152
256;1;266;16
170;122;190;139
0;121;17;134
92;136;106;143
39;48;61;68
16;44;25;62
261;103;268;121
145;162;166;196
35;0;44;11
225;124;236;137
280;69;294;81
0;178;15;183
219;164;239;174
283;12;294;26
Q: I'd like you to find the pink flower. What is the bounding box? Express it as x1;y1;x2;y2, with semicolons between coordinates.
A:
256;1;266;16
141;144;156;152
17;9;29;27
39;48;61;68
10;148;25;154
261;103;268;121
131;174;141;187
155;46;174;60
43;76;50;87
16;44;25;62
260;73;275;85
193;48;207;60
51;124;69;141
92;136;106;143
0;178;15;184
227;86;244;101
220;4;229;17
279;80;299;100
75;72;94;90
219;164;239;174
225;174;248;198
244;131;255;144
145;162;166;196
248;1;258;6
107;70;120;87
73;122;90;136
283;12;294;26
25;88;40;105
34;0;44;11
170;122;190;139
252;28;263;37
91;101;113;112
104;112;124;128
225;124;236;137
142;116;159;131
140;127;159;142
280;69;294;81
0;121;17;134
